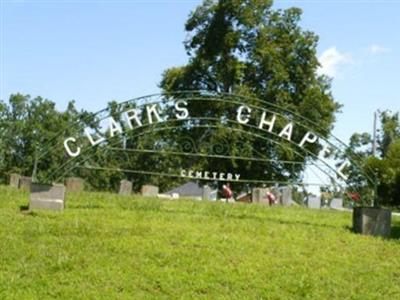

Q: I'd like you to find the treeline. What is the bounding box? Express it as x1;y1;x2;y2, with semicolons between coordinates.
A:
0;93;239;192
0;94;122;191
0;94;88;184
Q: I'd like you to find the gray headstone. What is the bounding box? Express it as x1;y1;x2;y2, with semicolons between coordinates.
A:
119;180;132;196
202;185;211;201
65;177;84;193
252;188;269;204
30;183;65;211
9;173;21;188
330;198;343;209
353;207;391;237
307;196;321;209
141;185;159;197
281;187;292;206
19;176;32;192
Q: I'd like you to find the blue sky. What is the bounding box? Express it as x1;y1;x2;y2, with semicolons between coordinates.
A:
1;0;399;144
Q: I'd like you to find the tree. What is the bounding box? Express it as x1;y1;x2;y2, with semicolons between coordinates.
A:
159;0;339;187
0;94;88;184
346;111;400;207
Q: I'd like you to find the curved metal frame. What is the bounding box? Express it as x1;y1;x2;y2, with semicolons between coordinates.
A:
36;91;376;203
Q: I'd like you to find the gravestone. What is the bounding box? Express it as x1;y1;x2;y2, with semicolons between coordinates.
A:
141;185;159;197
252;188;269;204
307;196;321;209
330;198;343;209
19;176;32;192
9;173;21;188
119;180;132;196
281;187;293;206
202;185;211;201
65;177;84;193
353;207;391;237
30;183;65;211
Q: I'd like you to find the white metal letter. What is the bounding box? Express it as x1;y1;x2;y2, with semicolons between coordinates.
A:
278;123;293;141
299;131;318;147
64;137;81;157
258;112;276;132
123;108;142;129
236;105;251;124
175;100;189;120
84;128;105;146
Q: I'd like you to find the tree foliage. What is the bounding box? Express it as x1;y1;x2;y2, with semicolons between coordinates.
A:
346;111;400;207
160;0;339;187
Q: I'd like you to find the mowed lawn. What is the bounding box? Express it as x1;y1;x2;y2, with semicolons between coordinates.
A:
1;185;400;299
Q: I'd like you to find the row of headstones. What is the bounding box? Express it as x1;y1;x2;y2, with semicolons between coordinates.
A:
10;173;342;211
252;187;343;209
7;174;161;211
9;174;85;193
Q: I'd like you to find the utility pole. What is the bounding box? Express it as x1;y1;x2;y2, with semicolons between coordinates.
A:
372;110;378;157
372;110;380;207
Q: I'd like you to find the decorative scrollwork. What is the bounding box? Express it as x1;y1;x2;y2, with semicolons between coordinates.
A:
209;138;231;155
177;137;197;153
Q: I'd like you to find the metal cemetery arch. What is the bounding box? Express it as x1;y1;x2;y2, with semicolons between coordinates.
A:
36;91;377;204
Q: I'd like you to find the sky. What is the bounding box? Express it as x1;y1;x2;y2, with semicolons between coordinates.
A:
1;0;399;145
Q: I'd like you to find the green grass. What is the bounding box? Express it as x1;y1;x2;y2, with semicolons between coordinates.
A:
1;185;400;299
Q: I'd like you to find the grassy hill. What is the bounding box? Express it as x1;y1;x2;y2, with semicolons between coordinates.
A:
1;185;399;299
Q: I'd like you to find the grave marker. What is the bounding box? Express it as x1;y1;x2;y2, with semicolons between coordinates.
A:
141;185;159;197
307;196;320;209
281;187;293;206
353;207;391;237
9;173;21;188
330;198;343;209
252;188;269;204
119;180;132;196
19;176;32;192
65;177;84;193
30;183;65;211
202;185;211;201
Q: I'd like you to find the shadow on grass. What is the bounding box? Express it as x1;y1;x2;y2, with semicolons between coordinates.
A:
19;204;29;211
344;224;400;240
390;225;400;239
19;205;39;217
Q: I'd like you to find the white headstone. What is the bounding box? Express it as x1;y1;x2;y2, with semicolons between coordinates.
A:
330;198;343;209
307;196;320;209
30;183;65;211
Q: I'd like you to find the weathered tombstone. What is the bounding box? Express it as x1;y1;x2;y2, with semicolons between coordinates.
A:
9;173;21;188
119;180;132;196
19;176;32;192
30;183;65;211
141;185;159;197
353;207;391;237
252;188;269;204
330;198;343;209
281;187;293;206
307;196;321;209
202;185;211;201
65;177;84;193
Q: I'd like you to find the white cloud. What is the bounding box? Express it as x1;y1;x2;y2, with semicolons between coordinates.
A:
317;47;353;78
368;44;390;55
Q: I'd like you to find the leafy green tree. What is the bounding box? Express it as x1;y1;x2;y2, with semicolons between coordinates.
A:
159;0;340;187
346;111;400;207
0;94;87;184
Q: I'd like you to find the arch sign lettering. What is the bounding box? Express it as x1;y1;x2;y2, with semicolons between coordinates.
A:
37;91;376;202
